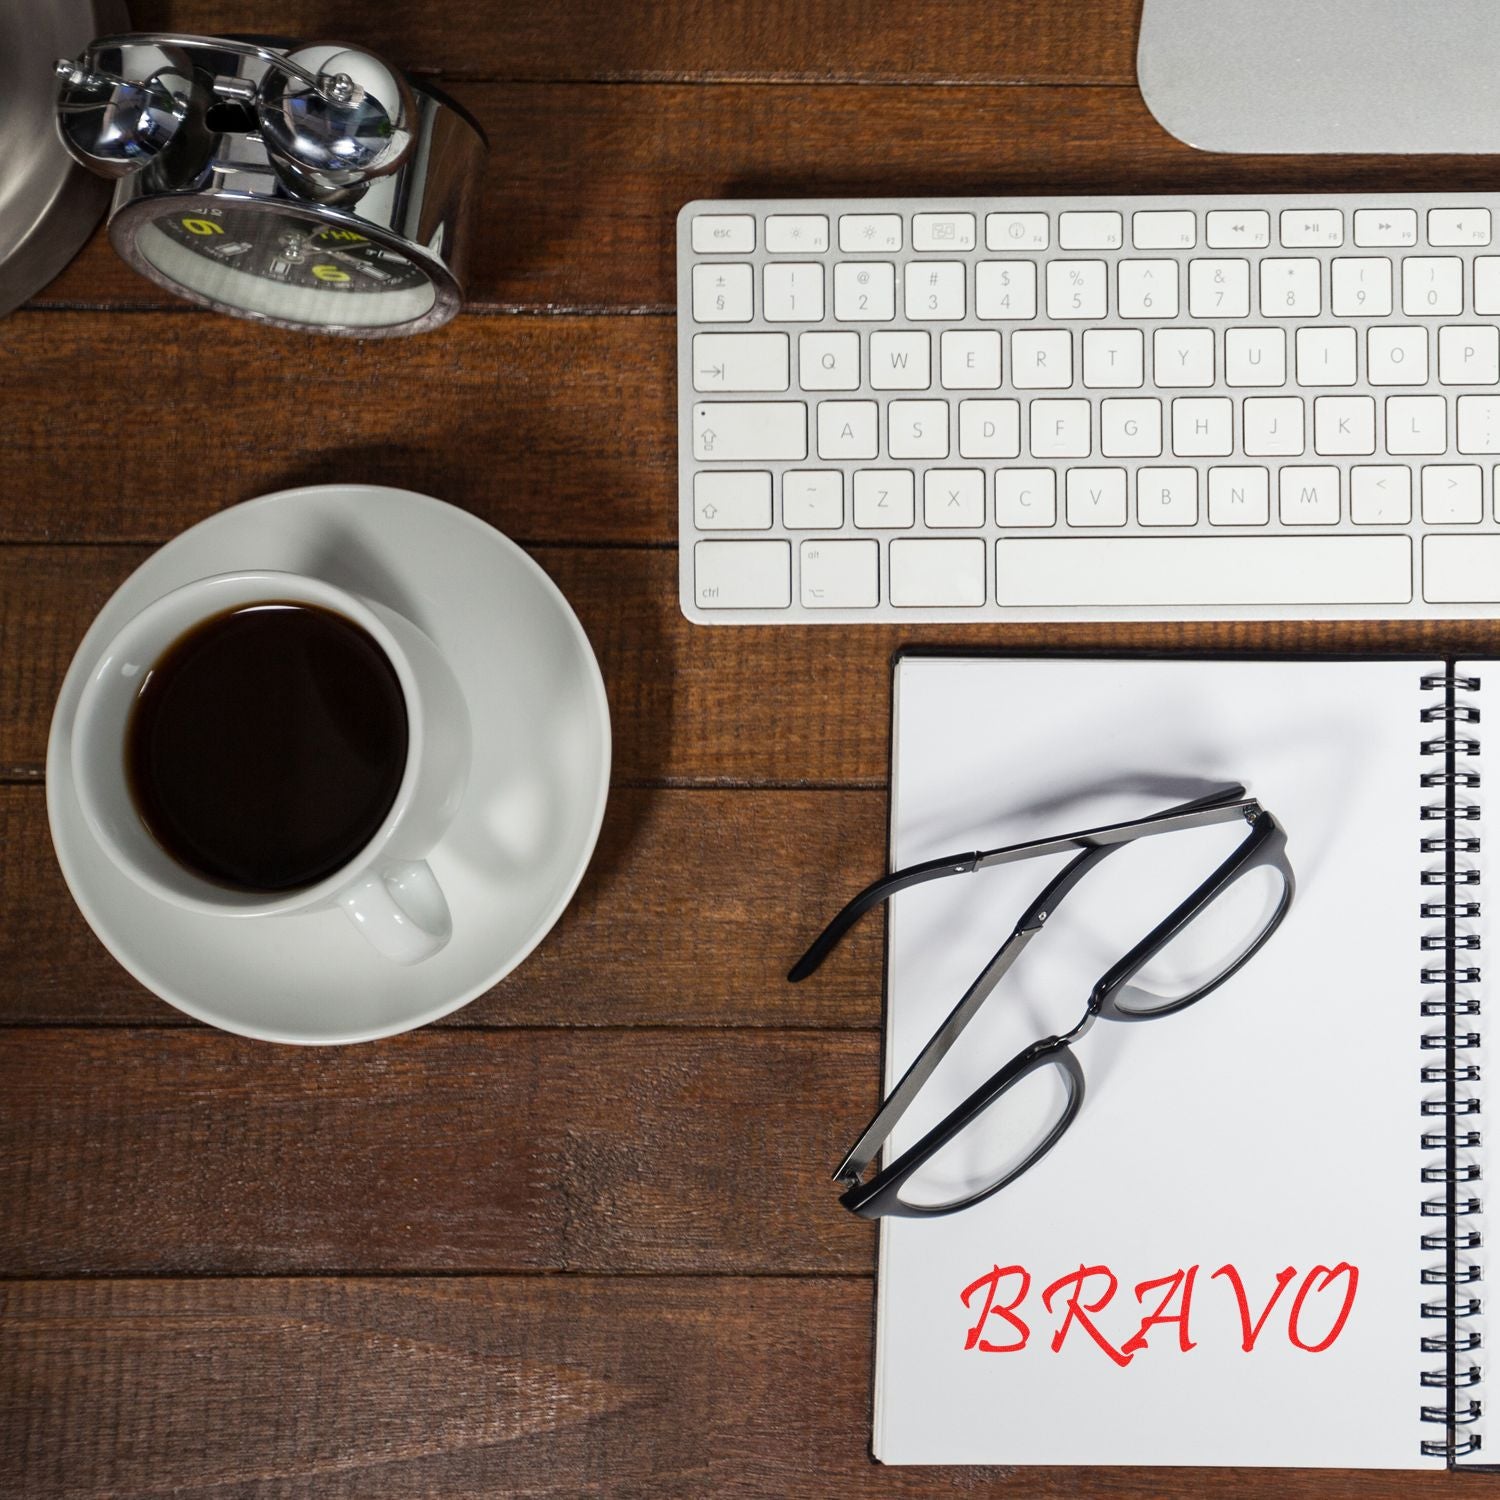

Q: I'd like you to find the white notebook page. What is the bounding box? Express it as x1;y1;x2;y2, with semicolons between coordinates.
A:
874;657;1433;1468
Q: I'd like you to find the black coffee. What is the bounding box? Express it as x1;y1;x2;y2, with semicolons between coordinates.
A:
126;602;409;892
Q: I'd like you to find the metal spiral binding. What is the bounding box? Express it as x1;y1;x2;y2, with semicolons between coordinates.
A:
1419;671;1484;1463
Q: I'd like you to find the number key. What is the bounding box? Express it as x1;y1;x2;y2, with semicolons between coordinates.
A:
1188;258;1250;318
833;261;896;321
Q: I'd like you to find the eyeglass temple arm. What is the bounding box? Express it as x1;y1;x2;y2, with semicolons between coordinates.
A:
833;843;1109;1185
790;783;1254;983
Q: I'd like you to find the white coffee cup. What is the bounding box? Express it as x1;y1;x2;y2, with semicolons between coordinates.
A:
70;570;471;964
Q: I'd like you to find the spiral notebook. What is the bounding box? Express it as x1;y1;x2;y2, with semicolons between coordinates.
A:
872;654;1492;1469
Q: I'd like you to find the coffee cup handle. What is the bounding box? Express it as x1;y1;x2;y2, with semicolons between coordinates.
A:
336;861;452;964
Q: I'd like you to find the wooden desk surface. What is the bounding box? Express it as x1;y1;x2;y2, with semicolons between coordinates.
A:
5;2;1500;1494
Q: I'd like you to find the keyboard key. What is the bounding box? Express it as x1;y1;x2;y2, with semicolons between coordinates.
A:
1476;258;1500;314
1386;395;1448;455
888;400;950;459
1225;327;1286;387
904;261;965;320
1438;326;1500;385
1403;257;1463;315
1278;466;1340;524
1331;257;1392;316
833;261;896;320
869;330;931;390
1280;209;1343;247
1171;397;1233;457
1118;260;1179;318
694;540;791;609
765;214;829;253
1314;395;1376;454
694;401;806;461
1350;465;1412;524
839;214;902;252
994;536;1412;606
816;400;878;459
1012;330;1072;389
1059;211;1123;250
1422;464;1483;523
1353;209;1418;247
692;263;753;322
1066;468;1128;526
924;469;986;527
1099;397;1162;457
691;332;790;392
1082;329;1144;388
1368;327;1427;385
801;539;878;608
1209;466;1270;525
1030;398;1091;458
1429;208;1491;247
1188;258;1249;318
1243;396;1305;456
853;469;916;528
913;212;977;251
763;263;824;322
1458;395;1500;453
1296;327;1357;386
940;330;1002;389
799;330;860;391
1260;258;1321;317
890;538;986;606
783;470;843;529
1046;259;1108;319
691;214;755;253
975;261;1037;319
694;471;773;529
1426;535;1500;601
1137;467;1198;525
1131;210;1196;249
958;398;1021;458
986;212;1049;250
995;468;1057;526
1205;210;1270;248
1154;328;1214;387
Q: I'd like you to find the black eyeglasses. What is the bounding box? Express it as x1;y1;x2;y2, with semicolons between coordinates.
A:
789;784;1295;1219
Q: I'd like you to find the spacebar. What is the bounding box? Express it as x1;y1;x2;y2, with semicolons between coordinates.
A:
995;536;1413;607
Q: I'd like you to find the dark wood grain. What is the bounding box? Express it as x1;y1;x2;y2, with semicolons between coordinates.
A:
32;83;1499;315
5;542;1497;788
0;1028;873;1275
0;1276;1475;1500
0;785;887;1027
123;0;1141;84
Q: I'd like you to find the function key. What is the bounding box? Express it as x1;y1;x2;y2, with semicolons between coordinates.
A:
1353;208;1418;247
912;212;977;251
839;213;903;252
765;214;830;253
691;214;756;254
986;211;1049;250
1059;210;1124;249
1280;209;1344;247
1429;207;1492;247
1205;210;1270;248
1131;210;1196;249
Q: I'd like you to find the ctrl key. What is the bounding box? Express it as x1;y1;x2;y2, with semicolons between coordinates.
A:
694;540;791;610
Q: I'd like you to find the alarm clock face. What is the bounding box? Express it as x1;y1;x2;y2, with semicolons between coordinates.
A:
123;200;445;332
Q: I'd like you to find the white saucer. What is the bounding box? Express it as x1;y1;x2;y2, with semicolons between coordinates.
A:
46;485;611;1044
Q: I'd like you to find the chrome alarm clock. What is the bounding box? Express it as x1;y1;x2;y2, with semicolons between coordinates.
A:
54;33;486;336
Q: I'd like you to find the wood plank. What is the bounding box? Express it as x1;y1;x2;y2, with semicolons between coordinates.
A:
30;82;1492;314
2;543;1489;788
0;314;675;546
0;1029;873;1275
0;785;886;1027
0;1276;1462;1499
124;0;1141;84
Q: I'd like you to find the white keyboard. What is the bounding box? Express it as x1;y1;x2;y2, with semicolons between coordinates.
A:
677;193;1500;624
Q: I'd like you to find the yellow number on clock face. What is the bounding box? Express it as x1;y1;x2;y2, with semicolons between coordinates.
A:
312;264;352;283
180;217;223;236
